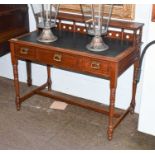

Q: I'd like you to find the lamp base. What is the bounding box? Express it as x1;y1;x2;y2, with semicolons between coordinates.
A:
86;36;109;52
37;28;57;43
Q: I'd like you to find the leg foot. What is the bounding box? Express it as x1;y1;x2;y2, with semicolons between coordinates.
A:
129;101;135;114
15;89;21;111
16;102;21;111
108;127;113;140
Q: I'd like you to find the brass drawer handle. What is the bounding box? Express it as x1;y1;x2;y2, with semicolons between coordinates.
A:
20;47;29;54
91;61;100;70
53;53;62;62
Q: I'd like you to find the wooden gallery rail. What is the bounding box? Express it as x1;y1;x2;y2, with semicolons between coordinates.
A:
10;13;144;140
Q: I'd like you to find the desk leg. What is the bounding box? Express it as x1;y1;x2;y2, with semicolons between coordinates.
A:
26;61;32;87
13;62;21;111
108;87;117;140
47;65;52;91
130;59;139;113
108;66;117;140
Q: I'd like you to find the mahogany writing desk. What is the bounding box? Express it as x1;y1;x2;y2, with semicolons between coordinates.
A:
10;14;144;140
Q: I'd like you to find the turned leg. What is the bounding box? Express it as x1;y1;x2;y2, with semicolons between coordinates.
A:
26;61;32;87
108;87;117;140
108;67;117;140
130;59;140;113
13;62;21;111
47;65;52;91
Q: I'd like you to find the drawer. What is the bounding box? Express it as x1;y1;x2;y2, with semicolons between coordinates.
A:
80;57;109;76
14;44;36;60
36;49;80;70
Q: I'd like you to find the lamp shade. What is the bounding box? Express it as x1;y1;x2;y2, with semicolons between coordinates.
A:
31;4;59;43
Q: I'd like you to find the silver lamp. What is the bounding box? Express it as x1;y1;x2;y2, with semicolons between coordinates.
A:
31;4;59;43
81;4;113;52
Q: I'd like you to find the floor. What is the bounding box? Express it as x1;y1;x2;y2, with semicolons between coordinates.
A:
0;77;155;150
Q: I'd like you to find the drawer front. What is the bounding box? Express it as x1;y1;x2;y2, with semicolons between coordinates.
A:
36;49;80;70
14;44;36;60
80;57;109;76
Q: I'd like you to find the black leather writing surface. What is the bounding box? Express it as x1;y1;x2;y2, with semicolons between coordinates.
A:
19;29;133;57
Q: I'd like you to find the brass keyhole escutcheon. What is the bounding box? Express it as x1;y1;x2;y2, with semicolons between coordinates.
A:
91;61;100;70
20;47;29;54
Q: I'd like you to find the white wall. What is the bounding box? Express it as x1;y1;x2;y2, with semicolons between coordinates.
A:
138;11;155;136
0;5;154;134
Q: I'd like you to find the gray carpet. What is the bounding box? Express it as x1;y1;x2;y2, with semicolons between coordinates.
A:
0;77;155;150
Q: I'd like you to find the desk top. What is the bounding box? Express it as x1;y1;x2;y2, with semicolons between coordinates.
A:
17;29;133;58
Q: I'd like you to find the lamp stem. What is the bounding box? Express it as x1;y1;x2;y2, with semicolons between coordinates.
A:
105;5;113;32
41;4;45;27
91;4;96;34
45;5;49;25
